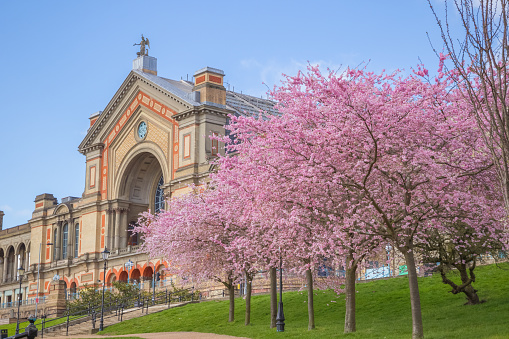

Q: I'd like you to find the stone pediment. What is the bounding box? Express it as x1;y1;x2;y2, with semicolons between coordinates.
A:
79;70;198;155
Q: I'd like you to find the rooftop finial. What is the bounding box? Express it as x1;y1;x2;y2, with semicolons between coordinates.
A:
133;34;150;57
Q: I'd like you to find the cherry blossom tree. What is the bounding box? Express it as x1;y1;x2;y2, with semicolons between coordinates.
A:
212;154;331;330
417;139;506;304
217;63;505;338
139;56;506;339
136;185;255;323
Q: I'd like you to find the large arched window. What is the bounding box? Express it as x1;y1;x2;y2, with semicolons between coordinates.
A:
62;223;68;259
74;223;79;258
154;175;164;213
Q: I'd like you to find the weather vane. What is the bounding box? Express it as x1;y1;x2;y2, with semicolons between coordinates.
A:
133;34;150;57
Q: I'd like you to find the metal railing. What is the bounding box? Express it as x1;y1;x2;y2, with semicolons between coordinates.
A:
0;297;46;309
38;287;199;337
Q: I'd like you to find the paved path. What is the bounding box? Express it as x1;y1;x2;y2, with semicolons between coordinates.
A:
48;332;249;339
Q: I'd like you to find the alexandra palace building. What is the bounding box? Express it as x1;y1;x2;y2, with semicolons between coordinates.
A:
0;51;276;318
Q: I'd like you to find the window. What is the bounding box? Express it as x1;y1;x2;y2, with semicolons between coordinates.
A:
128;224;138;246
154;175;164;213
53;229;58;261
62;223;68;259
211;132;219;156
74;223;80;258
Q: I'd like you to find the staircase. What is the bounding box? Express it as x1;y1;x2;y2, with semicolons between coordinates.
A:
41;302;191;337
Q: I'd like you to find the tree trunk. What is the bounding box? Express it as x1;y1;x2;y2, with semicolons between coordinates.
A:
344;251;357;333
306;269;315;330
270;267;277;328
228;283;235;322
403;249;424;339
440;263;481;305
462;283;480;305
459;264;480;305
245;275;252;325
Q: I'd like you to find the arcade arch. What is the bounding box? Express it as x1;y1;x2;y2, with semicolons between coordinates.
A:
142;266;153;281
131;268;141;283
5;247;15;283
118;271;128;282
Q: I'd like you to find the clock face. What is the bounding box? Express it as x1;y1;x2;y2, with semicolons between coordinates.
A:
138;122;147;139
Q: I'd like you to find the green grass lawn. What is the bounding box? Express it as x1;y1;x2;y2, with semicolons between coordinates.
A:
6;263;507;338
100;263;509;338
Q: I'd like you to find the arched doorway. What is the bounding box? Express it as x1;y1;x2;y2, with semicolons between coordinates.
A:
113;151;167;250
131;268;141;283
70;282;77;299
109;274;117;284
118;271;128;283
142;266;153;282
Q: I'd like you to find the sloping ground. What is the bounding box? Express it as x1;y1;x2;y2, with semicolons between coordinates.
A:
99;263;509;339
42;303;190;337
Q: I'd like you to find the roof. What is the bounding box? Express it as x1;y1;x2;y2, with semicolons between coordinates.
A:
225;91;278;118
132;69;201;106
79;69;278;153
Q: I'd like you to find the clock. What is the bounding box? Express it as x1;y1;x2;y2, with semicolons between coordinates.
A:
137;121;147;139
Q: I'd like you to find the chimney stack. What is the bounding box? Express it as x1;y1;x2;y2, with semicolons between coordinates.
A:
0;210;4;230
193;67;226;106
34;193;58;210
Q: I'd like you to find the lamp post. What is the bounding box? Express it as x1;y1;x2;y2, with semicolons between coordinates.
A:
125;259;134;284
276;252;285;332
35;242;53;319
99;248;110;331
15;266;25;335
149;262;156;304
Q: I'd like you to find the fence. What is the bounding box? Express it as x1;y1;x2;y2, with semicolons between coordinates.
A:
38;286;198;337
0;297;47;309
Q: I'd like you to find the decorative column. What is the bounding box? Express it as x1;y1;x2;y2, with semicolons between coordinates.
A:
66;218;73;259
25;250;30;269
114;209;121;249
2;256;7;283
120;210;129;249
106;209;114;250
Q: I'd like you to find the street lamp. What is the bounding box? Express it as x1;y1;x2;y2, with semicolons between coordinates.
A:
35;242;53;319
276;252;285;332
15;266;25;335
125;259;134;284
99;248;110;331
149;262;156;304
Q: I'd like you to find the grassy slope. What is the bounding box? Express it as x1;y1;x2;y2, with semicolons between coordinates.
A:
74;264;509;338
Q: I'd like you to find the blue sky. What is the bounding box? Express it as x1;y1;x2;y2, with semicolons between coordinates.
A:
0;1;461;228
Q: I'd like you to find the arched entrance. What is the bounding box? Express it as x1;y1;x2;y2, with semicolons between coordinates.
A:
118;271;128;283
111;151;167;250
142;266;153;282
109;274;117;283
131;268;141;283
70;282;77;299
